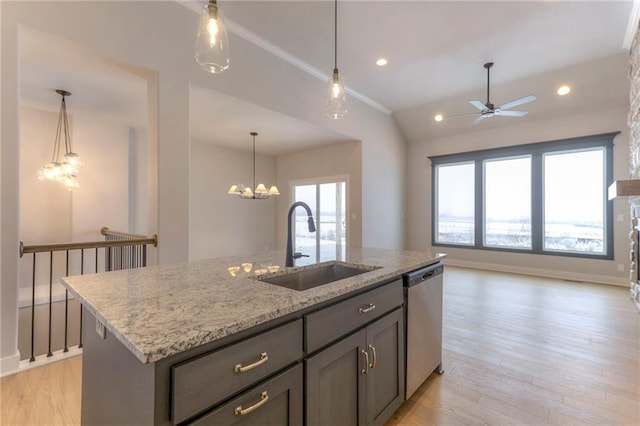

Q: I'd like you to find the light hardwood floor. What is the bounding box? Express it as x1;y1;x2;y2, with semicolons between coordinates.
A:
1;267;638;425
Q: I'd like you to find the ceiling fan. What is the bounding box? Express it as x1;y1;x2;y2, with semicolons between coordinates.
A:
443;62;537;126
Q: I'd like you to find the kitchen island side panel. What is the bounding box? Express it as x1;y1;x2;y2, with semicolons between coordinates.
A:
81;308;159;425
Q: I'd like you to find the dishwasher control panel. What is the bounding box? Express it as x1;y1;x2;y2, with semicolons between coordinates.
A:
403;262;443;287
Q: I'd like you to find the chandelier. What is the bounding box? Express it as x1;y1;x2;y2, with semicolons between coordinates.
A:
37;90;81;191
228;132;279;199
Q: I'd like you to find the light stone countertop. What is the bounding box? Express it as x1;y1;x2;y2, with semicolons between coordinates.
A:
61;247;446;364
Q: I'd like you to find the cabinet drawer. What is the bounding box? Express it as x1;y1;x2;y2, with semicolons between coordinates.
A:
172;319;303;425
305;279;402;353
190;364;303;426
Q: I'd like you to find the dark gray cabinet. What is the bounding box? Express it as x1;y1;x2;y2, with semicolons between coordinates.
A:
172;319;303;424
305;308;404;426
190;364;303;426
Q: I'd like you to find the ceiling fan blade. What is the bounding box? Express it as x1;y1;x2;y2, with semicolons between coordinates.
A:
469;100;486;111
494;110;528;117
472;115;487;126
445;112;480;120
498;95;537;110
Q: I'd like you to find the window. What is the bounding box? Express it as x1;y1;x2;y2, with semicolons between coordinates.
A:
484;156;531;249
543;148;605;254
292;177;347;263
430;133;616;259
434;162;475;245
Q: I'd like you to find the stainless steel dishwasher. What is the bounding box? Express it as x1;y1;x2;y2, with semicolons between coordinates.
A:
404;262;444;399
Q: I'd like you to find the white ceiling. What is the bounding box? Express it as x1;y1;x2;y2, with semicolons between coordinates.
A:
18;1;636;153
189;86;354;155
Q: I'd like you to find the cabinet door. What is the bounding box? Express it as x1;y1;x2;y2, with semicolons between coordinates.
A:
190;364;303;426
365;308;405;426
305;329;367;426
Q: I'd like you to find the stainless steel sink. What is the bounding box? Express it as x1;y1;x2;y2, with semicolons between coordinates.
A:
257;261;380;291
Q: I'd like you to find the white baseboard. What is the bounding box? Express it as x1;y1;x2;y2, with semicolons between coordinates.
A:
1;347;82;378
0;352;21;378
444;259;628;287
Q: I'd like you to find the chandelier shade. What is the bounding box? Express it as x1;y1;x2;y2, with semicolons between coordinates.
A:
228;132;279;200
37;89;81;191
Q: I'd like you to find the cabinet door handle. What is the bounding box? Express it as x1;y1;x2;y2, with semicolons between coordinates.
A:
358;303;376;314
234;352;268;373
361;349;369;375
368;344;377;369
234;391;269;416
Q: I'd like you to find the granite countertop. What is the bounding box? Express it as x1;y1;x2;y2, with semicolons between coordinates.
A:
61;247;446;364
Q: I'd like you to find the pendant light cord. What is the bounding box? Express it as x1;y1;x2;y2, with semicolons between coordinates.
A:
334;0;338;70
252;133;256;195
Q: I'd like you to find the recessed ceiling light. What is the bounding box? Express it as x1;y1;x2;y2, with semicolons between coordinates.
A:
376;58;388;66
434;114;443;122
557;85;571;96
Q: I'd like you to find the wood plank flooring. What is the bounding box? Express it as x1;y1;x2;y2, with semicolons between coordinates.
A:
387;267;640;426
1;267;638;425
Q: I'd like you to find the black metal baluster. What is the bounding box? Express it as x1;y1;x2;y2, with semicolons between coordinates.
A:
64;250;69;352
30;253;36;362
143;245;147;267
47;251;53;357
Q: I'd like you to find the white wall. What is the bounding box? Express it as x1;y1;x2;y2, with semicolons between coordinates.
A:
70;112;131;241
189;142;277;260
275;141;363;250
406;107;630;285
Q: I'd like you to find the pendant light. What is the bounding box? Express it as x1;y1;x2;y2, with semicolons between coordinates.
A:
195;0;230;73
327;0;346;119
228;132;279;200
37;90;81;191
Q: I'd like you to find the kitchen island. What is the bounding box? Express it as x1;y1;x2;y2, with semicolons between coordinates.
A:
62;247;445;425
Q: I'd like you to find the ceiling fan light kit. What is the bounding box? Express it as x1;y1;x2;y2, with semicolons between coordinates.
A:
438;62;537;126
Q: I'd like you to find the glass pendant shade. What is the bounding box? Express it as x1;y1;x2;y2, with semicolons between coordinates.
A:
37;90;81;190
195;1;230;74
327;69;347;119
327;0;346;119
228;132;279;200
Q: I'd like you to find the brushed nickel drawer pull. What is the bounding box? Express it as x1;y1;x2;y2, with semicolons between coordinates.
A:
234;352;268;373
361;349;369;375
358;303;376;314
234;391;269;416
368;344;377;369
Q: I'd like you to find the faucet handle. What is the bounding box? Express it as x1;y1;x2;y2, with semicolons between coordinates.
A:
293;252;309;259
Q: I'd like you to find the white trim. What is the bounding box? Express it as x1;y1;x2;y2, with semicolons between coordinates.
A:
1;348;82;378
444;258;628;287
176;1;392;115
0;352;21;378
623;0;640;50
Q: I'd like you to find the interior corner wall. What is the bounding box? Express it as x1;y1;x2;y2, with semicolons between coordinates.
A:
406;107;630;285
275;141;363;250
189;142;277;260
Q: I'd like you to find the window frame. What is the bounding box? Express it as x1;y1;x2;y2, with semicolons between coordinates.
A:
430;132;618;260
